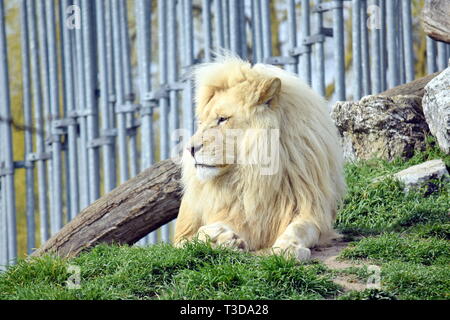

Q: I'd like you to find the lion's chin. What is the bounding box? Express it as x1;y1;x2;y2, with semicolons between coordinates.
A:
195;164;222;181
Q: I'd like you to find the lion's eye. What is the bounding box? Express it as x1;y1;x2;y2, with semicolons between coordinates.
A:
217;117;229;125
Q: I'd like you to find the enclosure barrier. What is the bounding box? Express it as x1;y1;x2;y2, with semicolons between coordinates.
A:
0;0;449;268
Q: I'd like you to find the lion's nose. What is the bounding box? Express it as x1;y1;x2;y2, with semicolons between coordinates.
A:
188;144;203;157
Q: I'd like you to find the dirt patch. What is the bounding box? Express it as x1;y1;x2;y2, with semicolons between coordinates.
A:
254;238;375;293
312;239;362;270
312;239;369;293
333;276;368;292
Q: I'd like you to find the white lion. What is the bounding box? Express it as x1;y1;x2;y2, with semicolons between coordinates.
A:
174;55;346;261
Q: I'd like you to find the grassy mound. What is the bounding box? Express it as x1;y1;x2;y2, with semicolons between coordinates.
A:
1;138;449;300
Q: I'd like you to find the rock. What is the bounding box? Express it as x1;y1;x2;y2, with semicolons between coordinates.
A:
331;95;430;161
422;63;450;154
380;159;449;193
421;0;450;44
372;159;449;193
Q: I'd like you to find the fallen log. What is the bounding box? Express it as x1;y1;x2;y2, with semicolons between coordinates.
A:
421;0;450;44
32;159;182;258
379;72;441;98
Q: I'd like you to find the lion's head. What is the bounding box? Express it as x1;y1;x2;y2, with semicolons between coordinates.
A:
177;55;345;250
183;57;283;181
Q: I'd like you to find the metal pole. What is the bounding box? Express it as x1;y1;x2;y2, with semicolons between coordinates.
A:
0;174;8;270
182;0;195;136
447;43;450;64
360;0;371;96
74;0;90;209
401;0;414;82
0;134;3;269
222;0;230;49
119;0;139;179
379;0;387;91
301;0;312;85
386;0;399;88
159;0;170;242
136;0;156;244
168;0;179;145
202;0;212;62
37;0;56;236
0;176;7;270
28;0;49;243
159;0;170;160
105;0;117;189
168;0;181;243
252;0;263;63
214;0;225;49
426;37;437;74
313;0;324;95
397;0;406;85
370;0;382;94
82;0;100;204
448;43;450;63
20;0;36;253
0;0;16;263
437;41;448;71
46;0;63;233
61;0;79;221
136;0;154;172
229;0;241;56
96;0;115;194
287;0;298;74
260;0;272;60
239;0;247;59
112;0;129;184
352;0;362;100
333;0;345;101
58;0;71;223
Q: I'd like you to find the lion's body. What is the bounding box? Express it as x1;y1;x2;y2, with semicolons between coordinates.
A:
174;56;345;258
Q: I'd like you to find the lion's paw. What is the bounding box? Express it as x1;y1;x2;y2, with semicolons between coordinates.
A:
197;223;248;251
272;239;311;261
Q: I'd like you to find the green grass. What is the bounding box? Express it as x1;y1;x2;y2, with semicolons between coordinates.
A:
340;233;450;265
0;241;340;300
335;138;450;300
336;139;449;236
1;138;449;300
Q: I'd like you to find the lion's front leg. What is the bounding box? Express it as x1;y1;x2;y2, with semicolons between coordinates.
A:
174;199;202;247
272;219;320;261
197;222;248;251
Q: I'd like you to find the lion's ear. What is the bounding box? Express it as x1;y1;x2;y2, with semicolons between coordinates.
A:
257;77;281;106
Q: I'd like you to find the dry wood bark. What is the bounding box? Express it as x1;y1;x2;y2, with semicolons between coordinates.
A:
422;0;450;44
379;72;441;98
32;159;182;258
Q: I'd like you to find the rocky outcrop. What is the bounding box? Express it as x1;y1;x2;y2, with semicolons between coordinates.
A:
422;63;450;154
331;95;430;162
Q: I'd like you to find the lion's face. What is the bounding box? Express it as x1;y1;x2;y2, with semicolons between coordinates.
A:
187;87;244;181
186;76;281;181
